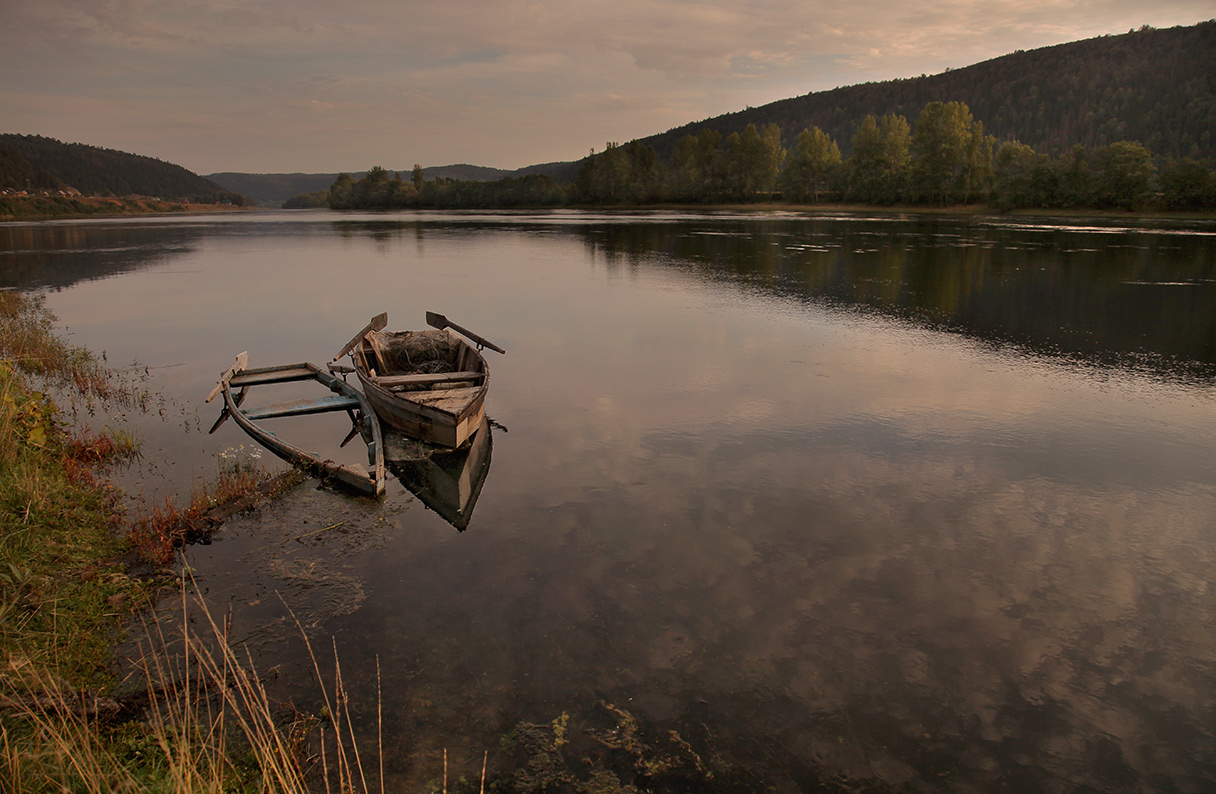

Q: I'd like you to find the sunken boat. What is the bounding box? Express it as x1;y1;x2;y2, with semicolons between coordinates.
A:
206;354;387;496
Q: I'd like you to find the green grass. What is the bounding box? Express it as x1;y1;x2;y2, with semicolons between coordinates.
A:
0;358;149;688
0;291;385;793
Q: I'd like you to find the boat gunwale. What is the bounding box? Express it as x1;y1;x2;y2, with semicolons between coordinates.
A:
219;360;387;496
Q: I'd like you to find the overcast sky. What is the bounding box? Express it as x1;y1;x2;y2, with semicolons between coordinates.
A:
1;1;1211;175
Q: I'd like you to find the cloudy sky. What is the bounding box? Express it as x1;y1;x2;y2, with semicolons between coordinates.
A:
1;1;1211;175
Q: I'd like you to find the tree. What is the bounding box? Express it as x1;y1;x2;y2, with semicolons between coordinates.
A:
782;127;842;202
848;115;884;202
1159;158;1216;209
576;143;630;203
910;101;977;204
352;166;391;208
412;164;425;189
390;172;419;206
672;129;724;200
879;114;912;201
624;140;661;203
328;173;356;209
992;141;1048;209
1089;141;1155;209
961;120;996;203
724;123;785;200
847;114;910;204
1058;145;1091;207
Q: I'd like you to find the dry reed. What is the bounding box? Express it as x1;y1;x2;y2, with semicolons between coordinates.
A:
1;574;384;793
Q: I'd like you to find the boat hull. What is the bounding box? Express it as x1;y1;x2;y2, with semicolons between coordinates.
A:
353;329;489;449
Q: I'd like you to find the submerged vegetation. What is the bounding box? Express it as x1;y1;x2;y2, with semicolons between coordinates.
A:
326;99;1216;213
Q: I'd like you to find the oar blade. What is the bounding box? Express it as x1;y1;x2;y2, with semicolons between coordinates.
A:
425;311;505;355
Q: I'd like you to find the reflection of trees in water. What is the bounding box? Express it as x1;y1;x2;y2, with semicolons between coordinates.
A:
0;223;203;289
580;218;1216;383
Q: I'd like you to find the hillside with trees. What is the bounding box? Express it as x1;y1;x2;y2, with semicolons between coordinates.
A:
328;95;1216;212
579;99;1214;210
0;135;244;203
297;21;1215;212
640;21;1216;163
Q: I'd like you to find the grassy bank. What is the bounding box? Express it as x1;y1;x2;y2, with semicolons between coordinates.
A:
0;291;153;686
0;291;345;792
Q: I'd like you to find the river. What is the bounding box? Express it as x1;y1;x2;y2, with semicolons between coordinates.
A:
4;208;1215;792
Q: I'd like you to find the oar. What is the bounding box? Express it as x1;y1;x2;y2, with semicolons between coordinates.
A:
425;311;506;354
333;312;388;362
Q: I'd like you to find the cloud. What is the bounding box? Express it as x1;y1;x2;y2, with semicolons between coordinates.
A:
0;0;1210;172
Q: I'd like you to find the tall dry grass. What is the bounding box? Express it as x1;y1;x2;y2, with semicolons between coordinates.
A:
1;576;383;793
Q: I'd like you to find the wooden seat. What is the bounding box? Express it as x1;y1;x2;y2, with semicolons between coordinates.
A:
372;370;485;388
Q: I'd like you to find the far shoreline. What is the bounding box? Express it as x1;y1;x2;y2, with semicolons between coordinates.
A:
560;201;1216;222
5;194;1215;223
0;194;256;222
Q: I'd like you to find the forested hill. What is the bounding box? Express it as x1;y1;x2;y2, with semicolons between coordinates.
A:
0;134;238;200
640;21;1216;162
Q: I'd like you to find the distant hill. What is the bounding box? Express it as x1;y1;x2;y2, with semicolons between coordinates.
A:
207;164;521;206
0;134;238;200
638;21;1216;161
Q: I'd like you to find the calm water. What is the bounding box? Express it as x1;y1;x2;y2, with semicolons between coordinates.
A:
4;209;1216;792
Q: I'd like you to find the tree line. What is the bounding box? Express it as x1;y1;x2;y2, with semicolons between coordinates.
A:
326;100;1216;212
327;165;566;210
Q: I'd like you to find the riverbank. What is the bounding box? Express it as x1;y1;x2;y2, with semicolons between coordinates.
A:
0;291;323;792
0;292;156;684
0;195;253;221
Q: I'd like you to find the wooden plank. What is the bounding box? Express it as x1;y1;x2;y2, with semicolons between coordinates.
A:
334;313;389;362
373;370;484;388
241;394;362;421
206;351;249;403
396;387;484;415
229;365;317;387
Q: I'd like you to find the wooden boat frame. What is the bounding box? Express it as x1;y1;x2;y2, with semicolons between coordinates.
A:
207;354;386;496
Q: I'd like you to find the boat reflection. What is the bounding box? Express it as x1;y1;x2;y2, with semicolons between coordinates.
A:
383;418;493;530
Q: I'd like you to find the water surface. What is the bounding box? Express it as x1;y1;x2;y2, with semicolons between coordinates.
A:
5;209;1215;791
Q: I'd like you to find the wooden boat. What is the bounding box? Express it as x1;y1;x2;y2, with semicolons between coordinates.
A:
384;417;494;531
206;354;386;496
333;312;504;449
